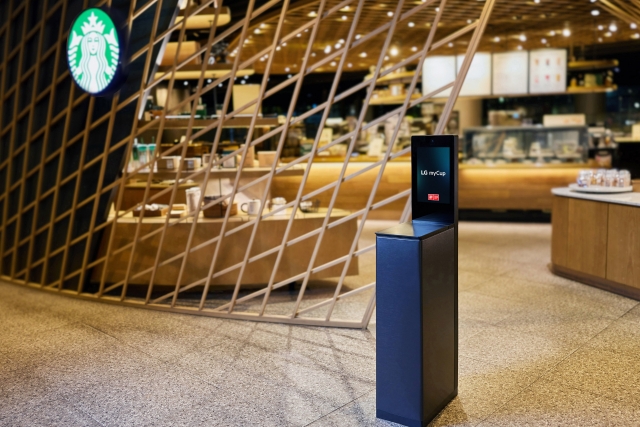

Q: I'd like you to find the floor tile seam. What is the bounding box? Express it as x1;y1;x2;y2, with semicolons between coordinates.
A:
300;387;375;427
58;394;108;427
80;323;229;391
0;320;80;348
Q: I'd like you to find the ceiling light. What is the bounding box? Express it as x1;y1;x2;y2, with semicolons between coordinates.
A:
287;74;292;78
549;30;556;36
341;15;347;20
282;42;287;46
631;23;638;29
411;46;418;52
598;25;604;30
324;45;331;54
605;31;612;37
467;19;472;24
517;45;523;50
276;46;281;51
207;79;212;84
494;36;500;42
387;11;394;17
609;23;617;32
390;47;399;56
598;37;603;42
308;11;317;17
355;34;362;40
330;61;336;66
340;6;350;11
407;22;414;28
590;0;597;2
359;52;367;58
311;52;316;57
435;7;440;12
591;10;599;16
519;34;527;41
254;28;261;34
183;81;188;86
448;42;453;47
218;83;223;87
384;55;389;61
632;33;640;39
562;28;571;37
335;43;342;49
534;0;540;3
339;39;345;44
285;67;290;72
347;63;353;67
541;38;547;43
296;33;301;37
240;80;246;85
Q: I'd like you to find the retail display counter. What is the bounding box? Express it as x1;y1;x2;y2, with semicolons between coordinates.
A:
92;208;358;288
551;187;640;300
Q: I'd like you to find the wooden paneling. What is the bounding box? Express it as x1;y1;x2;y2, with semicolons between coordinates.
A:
607;204;640;290
551;196;569;268
566;198;608;279
459;166;580;210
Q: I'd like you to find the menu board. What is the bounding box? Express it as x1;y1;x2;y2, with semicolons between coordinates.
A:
529;49;567;94
422;55;456;98
456;53;492;97
492;51;528;95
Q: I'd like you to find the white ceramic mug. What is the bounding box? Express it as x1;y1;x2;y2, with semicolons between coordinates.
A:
241;199;261;215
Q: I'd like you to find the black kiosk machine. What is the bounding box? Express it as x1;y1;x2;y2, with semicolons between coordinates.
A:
375;135;458;427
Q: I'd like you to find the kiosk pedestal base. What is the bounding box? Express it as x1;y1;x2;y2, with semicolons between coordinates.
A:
376;220;458;427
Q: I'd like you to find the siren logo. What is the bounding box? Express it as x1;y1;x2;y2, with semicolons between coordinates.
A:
67;9;120;95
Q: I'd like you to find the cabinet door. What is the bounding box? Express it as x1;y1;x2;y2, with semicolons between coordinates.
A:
606;204;640;290
551;196;569;268
567;199;608;278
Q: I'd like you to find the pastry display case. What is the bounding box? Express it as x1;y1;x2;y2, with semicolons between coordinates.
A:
462;125;589;164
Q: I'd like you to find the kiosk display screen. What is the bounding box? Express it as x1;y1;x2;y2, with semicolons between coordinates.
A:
411;135;457;222
416;146;451;204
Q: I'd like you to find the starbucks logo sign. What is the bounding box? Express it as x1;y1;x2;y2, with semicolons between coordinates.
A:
67;8;124;95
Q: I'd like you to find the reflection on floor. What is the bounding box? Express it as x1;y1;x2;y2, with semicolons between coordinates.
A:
1;221;640;426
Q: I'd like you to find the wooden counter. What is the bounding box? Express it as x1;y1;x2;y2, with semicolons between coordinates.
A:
92;208;358;288
272;160;584;219
551;188;640;300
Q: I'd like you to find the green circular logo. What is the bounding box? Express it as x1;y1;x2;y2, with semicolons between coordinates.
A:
67;8;120;95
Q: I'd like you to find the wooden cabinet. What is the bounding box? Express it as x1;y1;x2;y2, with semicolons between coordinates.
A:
551;194;640;300
607;204;640;290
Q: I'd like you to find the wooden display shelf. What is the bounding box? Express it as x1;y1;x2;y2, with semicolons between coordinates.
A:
91;208;359;287
131;165;306;182
365;71;420;86
568;59;618;71
139;117;279;129
566;85;617;94
369;94;422;105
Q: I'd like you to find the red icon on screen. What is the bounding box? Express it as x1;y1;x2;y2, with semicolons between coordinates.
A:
428;194;439;201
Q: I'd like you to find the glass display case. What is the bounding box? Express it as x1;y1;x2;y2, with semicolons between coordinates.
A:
462;125;589;164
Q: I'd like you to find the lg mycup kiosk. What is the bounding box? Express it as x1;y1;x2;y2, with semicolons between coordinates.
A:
376;135;458;427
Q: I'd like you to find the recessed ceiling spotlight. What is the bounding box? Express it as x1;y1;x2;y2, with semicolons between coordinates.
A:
282;42;287;46
632;33;640;39
411;46;418;52
590;0;597;2
335;43;342;49
296;33;301;37
347;63;353;67
631;23;638;29
339;39;345;44
448;42;453;47
467;19;472;24
254;28;261;34
218;83;223;87
359;52;367;58
387;11;393;17
517;45;523;50
598;37;603;42
384;55;389;61
311;52;316;57
276;46;281;51
591;10;599;16
534;0;540;3
541;38;547;43
341;15;347;20
330;61;336;66
308;11;317;17
598;25;604;30
240;79;246;85
435;7;440;12
260;23;266;29
324;45;331;54
355;34;362;40
207;79;212;84
390;47;399;56
494;36;500;42
609;23;617;32
519;34;526;41
605;31;612;37
287;74;292;78
183;81;188;86
562;28;571;37
408;22;415;27
285;67;290;72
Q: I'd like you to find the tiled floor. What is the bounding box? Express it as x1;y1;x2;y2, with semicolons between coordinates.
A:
1;221;640;426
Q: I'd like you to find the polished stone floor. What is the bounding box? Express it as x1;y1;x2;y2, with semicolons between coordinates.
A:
1;221;640;426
